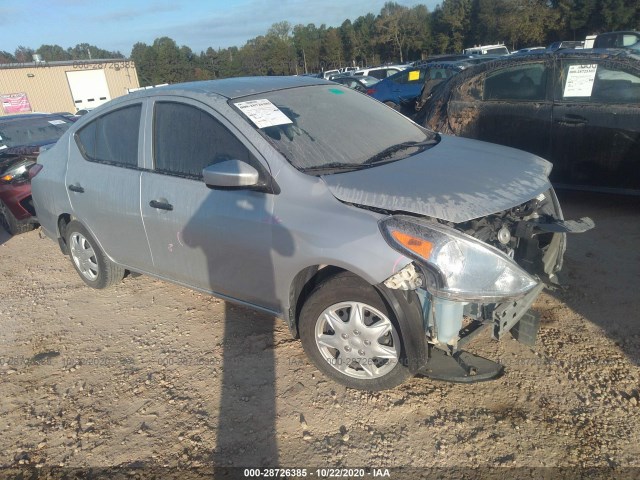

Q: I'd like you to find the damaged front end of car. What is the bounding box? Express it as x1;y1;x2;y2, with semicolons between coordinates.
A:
379;188;594;382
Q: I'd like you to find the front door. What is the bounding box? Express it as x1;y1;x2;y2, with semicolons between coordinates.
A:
139;98;278;310
551;58;640;191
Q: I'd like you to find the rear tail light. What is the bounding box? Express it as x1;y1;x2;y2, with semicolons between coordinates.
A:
1;160;37;184
366;88;376;95
28;164;43;179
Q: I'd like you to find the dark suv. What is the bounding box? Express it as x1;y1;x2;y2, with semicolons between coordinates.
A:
0;114;72;235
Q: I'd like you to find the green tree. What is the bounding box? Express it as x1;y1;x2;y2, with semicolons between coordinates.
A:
14;46;34;63
320;27;343;69
130;42;157;86
340;20;358;67
0;51;16;64
67;43;124;60
376;2;406;62
596;0;638;31
35;44;72;61
405;5;433;61
353;13;377;65
431;0;473;54
293;23;322;73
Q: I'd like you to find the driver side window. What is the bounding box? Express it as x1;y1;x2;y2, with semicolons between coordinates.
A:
153;102;257;178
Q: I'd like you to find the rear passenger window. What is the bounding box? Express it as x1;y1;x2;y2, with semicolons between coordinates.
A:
393;70;424;84
483;64;547;101
76;104;141;167
153;102;257;178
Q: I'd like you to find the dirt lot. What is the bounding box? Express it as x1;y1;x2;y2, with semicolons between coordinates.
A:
1;190;639;478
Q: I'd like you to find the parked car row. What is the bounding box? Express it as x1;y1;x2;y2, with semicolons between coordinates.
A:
28;76;593;390
330;75;380;93
367;61;469;113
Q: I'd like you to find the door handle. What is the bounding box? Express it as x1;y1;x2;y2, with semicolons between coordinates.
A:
68;184;84;193
555;115;587;126
149;200;173;211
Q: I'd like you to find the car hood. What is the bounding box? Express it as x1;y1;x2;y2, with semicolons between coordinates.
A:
322;135;552;223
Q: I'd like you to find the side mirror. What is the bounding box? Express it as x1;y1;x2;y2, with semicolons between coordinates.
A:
202;160;260;189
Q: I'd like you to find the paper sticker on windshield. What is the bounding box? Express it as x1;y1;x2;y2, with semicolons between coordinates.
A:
408;70;420;81
48;119;67;125
235;99;293;129
564;64;597;97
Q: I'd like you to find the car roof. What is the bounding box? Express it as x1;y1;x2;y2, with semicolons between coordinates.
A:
127;76;329;101
0;113;69;124
426;48;640;92
463;48;638;64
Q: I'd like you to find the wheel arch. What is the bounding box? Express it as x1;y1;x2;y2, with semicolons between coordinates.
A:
287;265;347;339
287;265;428;374
56;213;73;255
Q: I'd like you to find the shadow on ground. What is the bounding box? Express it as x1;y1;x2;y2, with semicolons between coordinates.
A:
0;226;11;246
550;190;640;365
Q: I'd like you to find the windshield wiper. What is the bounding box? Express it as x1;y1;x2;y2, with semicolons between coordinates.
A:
300;162;367;175
363;138;439;165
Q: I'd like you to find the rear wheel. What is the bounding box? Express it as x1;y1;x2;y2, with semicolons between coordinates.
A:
65;220;125;289
0;200;35;235
299;272;412;390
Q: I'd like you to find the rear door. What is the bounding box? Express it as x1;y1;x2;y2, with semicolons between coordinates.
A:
447;59;554;161
551;58;640;191
66;100;152;269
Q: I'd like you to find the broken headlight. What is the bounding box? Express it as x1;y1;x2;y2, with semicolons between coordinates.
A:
380;216;539;302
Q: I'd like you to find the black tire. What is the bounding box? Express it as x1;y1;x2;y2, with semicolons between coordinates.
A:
299;272;413;391
65;220;125;289
0;200;35;236
384;101;400;111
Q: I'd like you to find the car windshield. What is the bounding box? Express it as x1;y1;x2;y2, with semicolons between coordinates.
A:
0;116;71;150
233;85;437;174
358;76;380;87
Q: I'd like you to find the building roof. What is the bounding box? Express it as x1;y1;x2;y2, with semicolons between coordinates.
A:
0;59;131;70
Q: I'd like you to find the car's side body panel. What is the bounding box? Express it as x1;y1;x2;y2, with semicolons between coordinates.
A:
33;85;414;317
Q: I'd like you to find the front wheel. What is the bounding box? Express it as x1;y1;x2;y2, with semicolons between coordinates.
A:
65;220;125;289
299;273;413;391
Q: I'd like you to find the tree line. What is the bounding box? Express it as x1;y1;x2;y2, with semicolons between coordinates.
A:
2;0;638;86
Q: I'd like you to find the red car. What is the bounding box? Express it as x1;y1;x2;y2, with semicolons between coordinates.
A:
0;114;72;235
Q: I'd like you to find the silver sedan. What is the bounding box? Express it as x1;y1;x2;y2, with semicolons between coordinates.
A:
31;76;591;390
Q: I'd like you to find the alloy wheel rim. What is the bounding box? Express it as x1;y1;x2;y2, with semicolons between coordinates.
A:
315;301;400;379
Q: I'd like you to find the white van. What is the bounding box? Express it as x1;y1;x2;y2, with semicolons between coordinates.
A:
463;44;510;55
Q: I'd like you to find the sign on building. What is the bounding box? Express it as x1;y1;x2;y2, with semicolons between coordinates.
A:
1;92;32;113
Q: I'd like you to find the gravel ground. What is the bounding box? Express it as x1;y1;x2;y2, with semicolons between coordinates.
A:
0;190;639;479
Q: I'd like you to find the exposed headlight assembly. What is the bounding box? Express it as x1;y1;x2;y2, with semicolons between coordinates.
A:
380;216;539;302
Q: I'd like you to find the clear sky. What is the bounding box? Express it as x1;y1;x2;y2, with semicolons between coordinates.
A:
2;0;441;56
